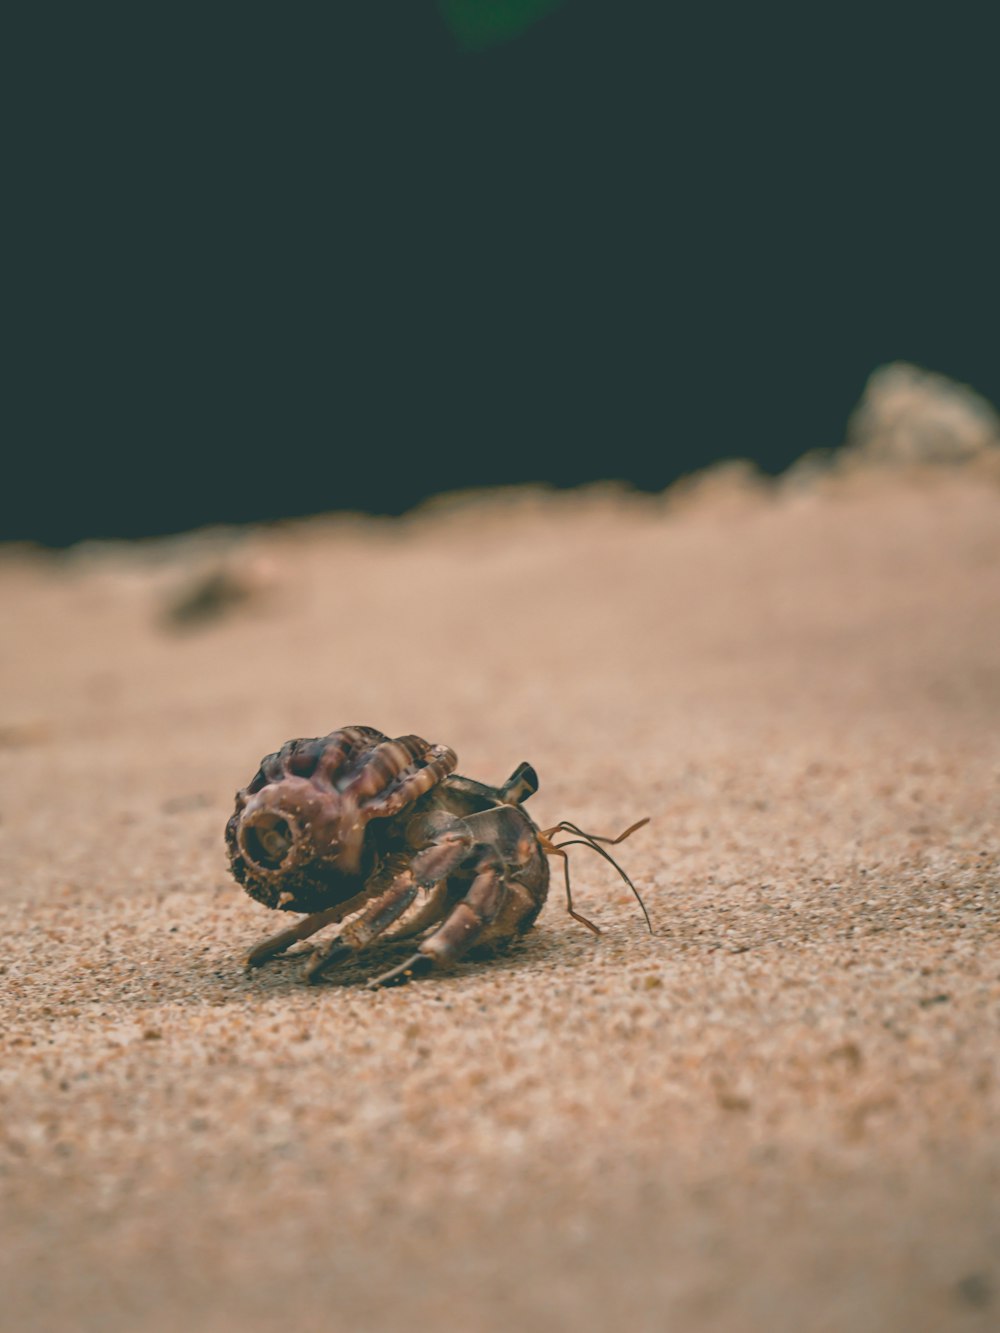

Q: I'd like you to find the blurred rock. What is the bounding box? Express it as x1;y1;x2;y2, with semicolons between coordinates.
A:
846;362;1000;465
160;554;278;630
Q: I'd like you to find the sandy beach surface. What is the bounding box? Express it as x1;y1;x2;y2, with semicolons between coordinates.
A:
2;459;999;1331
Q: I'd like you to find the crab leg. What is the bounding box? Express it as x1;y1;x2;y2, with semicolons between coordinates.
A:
380;879;451;942
304;815;471;983
244;894;366;968
367;853;508;989
364;952;436;987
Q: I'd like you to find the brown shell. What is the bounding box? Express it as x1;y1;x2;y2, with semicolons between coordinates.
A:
225;726;457;913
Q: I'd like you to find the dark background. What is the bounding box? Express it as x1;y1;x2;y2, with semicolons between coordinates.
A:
7;1;996;546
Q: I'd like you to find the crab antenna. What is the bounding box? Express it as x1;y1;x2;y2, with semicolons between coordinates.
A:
543;817;650;846
553;836;654;935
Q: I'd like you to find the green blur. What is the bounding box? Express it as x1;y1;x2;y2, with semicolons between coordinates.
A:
439;0;570;51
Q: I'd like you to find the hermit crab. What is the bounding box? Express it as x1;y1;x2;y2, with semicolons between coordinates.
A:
226;725;650;987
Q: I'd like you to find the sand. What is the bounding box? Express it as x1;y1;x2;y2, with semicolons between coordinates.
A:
2;461;999;1332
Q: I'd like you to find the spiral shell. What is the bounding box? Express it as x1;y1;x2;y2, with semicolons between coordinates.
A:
225;726;457;913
